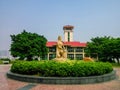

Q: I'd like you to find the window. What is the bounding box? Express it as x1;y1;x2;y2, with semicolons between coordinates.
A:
68;54;74;60
76;54;83;60
68;32;70;42
67;47;74;52
49;54;56;60
41;55;47;60
49;47;56;52
75;47;83;52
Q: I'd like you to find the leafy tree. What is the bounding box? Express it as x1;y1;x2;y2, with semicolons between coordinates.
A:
10;30;48;60
85;36;111;59
102;38;120;63
85;36;120;64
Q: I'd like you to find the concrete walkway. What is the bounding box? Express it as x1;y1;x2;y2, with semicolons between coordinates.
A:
0;64;120;90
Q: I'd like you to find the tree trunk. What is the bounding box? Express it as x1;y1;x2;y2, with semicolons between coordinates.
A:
116;58;120;64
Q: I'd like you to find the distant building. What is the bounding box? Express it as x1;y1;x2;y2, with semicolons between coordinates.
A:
0;50;10;59
46;25;87;60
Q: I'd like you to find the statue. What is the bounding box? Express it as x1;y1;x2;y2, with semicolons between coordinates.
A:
54;36;67;60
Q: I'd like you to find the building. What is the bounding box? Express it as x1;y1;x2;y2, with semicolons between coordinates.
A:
46;25;87;60
0;50;11;59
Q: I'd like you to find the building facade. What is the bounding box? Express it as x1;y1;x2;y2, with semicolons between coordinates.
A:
46;25;87;60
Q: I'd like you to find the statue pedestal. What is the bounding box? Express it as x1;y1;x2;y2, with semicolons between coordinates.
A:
53;58;68;62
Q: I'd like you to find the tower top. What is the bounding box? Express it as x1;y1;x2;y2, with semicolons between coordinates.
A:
63;25;74;42
63;25;74;30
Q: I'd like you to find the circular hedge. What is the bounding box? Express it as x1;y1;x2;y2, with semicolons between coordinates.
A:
11;60;113;77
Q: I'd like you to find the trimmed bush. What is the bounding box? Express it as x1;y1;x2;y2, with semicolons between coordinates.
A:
0;58;10;64
11;60;113;77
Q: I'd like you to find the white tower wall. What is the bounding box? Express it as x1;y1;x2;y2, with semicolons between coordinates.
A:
63;25;74;42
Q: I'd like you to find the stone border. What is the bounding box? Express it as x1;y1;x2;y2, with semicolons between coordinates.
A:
7;70;116;84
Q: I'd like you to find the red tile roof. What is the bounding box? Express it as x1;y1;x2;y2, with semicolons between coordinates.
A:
46;41;56;47
46;41;87;47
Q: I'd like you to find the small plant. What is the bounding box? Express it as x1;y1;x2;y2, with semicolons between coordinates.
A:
0;58;10;64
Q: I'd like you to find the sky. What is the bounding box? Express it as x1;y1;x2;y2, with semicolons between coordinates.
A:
0;0;120;50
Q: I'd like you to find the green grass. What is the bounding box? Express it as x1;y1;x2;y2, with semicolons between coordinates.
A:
111;63;120;67
0;60;2;64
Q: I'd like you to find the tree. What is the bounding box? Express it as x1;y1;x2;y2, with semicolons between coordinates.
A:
102;38;120;63
85;36;120;64
10;30;48;60
85;36;111;59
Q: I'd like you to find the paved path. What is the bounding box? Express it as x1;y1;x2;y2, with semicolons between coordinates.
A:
0;64;120;90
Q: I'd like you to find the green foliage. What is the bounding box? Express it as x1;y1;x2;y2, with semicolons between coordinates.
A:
0;60;2;64
0;58;10;64
85;36;120;63
11;60;113;77
10;30;48;60
0;58;10;61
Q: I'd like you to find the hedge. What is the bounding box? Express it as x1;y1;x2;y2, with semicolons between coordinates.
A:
11;60;113;77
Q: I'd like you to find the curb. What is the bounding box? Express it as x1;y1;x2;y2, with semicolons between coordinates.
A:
7;70;116;84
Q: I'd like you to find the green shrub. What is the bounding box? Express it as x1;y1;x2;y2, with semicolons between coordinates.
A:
0;58;10;64
0;60;2;64
11;60;113;77
0;58;10;61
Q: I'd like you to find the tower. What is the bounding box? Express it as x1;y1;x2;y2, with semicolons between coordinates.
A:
63;25;74;42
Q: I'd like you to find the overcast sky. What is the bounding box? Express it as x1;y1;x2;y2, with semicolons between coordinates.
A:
0;0;120;50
